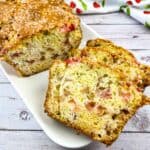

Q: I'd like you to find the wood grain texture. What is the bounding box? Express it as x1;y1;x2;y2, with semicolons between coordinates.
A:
90;25;150;49
1;131;150;150
0;97;41;130
81;12;139;25
0;13;150;149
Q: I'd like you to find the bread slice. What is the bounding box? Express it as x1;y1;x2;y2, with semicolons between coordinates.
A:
71;38;150;87
87;39;139;62
44;58;149;145
0;1;82;76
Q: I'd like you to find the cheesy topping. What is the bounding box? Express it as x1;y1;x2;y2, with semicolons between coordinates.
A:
0;0;80;49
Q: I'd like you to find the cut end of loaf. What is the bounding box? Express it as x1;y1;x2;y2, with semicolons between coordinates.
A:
4;27;82;76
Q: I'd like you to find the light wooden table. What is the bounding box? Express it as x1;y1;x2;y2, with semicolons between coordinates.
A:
0;12;150;150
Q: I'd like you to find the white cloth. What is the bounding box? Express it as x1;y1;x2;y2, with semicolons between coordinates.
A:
65;0;150;27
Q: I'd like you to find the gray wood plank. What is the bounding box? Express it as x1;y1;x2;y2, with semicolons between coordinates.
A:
0;69;9;83
1;131;150;150
0;96;41;130
81;13;139;25
90;25;150;49
0;84;20;99
90;24;149;35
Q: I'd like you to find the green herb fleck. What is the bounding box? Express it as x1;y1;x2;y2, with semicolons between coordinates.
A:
126;7;131;16
103;74;108;77
103;57;107;62
79;0;88;10
145;22;150;29
144;4;150;9
119;5;128;12
43;30;49;35
102;0;106;7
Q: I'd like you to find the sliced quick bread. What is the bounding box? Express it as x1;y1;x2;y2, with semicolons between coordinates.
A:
44;58;150;145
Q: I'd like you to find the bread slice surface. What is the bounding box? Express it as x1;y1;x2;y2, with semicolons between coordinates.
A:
45;58;145;145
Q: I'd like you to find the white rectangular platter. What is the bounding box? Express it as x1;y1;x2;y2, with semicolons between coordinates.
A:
0;22;150;149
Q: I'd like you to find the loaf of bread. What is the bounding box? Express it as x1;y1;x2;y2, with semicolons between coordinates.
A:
44;57;150;145
0;0;82;76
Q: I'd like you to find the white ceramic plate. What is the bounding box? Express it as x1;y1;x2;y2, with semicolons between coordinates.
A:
0;22;150;149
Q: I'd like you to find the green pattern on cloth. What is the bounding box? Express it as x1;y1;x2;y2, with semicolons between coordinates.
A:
102;0;106;7
79;0;88;10
145;21;150;28
66;0;150;28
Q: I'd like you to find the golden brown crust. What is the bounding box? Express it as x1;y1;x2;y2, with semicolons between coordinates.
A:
87;38;140;65
142;95;150;105
15;0;72;12
44;94;144;145
1;0;72;12
44;95;143;145
0;0;80;50
140;65;150;86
